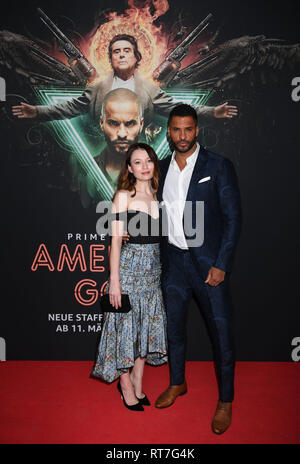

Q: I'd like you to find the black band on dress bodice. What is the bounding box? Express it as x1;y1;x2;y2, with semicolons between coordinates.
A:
111;210;161;244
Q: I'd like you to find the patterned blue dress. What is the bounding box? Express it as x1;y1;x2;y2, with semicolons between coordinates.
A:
91;210;168;383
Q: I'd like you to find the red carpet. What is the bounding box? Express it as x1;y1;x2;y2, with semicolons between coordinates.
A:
0;361;299;444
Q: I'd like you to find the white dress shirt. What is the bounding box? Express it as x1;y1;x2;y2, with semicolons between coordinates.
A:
110;75;135;92
162;143;200;249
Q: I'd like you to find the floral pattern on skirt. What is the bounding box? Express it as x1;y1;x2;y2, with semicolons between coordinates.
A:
91;242;168;383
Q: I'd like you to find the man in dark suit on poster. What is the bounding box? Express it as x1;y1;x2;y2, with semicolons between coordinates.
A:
155;104;242;434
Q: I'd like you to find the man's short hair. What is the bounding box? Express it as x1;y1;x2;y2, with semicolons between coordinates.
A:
101;88;143;121
108;34;142;69
168;104;198;126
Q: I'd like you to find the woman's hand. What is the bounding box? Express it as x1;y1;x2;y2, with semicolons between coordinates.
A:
122;231;130;243
109;280;123;309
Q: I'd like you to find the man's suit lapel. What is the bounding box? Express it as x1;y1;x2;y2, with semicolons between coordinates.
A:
185;145;208;202
94;73;114;120
103;73;114;94
182;146;208;249
134;72;148;114
158;146;208;202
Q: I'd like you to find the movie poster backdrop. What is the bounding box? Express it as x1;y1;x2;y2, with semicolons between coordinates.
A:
1;0;300;362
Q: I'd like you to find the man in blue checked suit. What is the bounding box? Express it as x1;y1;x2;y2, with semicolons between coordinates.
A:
155;104;242;435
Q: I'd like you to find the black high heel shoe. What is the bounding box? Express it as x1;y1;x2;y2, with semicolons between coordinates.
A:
136;393;151;406
117;380;144;411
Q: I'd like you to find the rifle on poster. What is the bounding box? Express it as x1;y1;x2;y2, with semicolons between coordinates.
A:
153;12;213;87
37;7;98;83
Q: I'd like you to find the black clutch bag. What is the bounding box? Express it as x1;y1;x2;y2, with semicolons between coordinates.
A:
100;293;131;313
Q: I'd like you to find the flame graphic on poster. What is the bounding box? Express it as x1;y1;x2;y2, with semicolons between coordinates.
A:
89;0;170;80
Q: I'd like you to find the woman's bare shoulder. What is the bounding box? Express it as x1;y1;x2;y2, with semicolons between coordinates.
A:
112;189;131;212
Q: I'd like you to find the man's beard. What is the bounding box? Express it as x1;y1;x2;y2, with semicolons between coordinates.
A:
172;136;197;153
105;134;139;155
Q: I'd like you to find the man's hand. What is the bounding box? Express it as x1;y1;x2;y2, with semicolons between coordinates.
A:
205;266;225;286
12;102;37;119
214;102;238;119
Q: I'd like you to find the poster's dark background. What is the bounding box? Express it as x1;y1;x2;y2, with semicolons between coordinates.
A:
1;0;299;361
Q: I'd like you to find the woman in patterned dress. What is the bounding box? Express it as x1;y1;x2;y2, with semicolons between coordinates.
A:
91;143;167;411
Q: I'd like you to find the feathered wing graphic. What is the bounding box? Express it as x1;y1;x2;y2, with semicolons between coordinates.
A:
0;30;80;86
169;35;300;92
1;12;300;94
0;8;97;87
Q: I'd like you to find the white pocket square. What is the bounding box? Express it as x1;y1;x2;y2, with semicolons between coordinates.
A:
198;176;211;183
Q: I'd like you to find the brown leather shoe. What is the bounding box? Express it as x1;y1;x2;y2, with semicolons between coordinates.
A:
155;381;187;408
212;400;232;434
